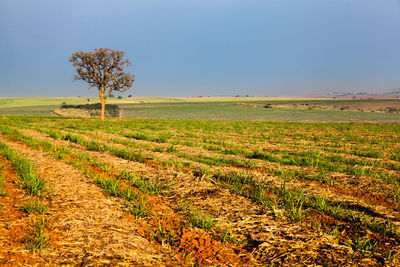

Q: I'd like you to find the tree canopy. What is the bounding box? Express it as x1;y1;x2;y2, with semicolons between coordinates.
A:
70;48;135;120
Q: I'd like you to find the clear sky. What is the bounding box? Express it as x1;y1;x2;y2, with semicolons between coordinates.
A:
0;0;399;97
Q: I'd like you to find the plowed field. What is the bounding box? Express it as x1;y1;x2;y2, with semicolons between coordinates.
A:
0;116;399;266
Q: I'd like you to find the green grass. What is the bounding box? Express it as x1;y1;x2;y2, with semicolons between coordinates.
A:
96;176;121;197
125;197;149;218
153;214;178;247
22;200;48;215
27;217;50;251
217;226;240;244
346;235;378;254
180;201;217;231
187;209;216;231
0;139;45;196
120;187;140;202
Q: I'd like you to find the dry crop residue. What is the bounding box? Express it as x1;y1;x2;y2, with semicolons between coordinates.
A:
2;116;400;265
0;135;178;266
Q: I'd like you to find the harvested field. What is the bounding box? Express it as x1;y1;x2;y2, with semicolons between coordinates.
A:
0;115;399;266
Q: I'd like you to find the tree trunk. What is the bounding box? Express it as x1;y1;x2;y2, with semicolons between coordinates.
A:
100;95;106;121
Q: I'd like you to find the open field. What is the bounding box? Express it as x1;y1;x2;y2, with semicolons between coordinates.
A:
0;97;399;123
0;115;399;265
0;97;328;109
120;102;400;123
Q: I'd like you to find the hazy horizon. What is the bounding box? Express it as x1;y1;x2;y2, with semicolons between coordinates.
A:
1;0;399;98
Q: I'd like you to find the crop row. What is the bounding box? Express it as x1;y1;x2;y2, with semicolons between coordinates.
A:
0;139;50;252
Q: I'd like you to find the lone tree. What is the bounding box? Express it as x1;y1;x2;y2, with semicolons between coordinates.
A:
70;48;135;121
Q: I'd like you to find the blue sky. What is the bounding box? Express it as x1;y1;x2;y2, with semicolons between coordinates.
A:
0;0;399;97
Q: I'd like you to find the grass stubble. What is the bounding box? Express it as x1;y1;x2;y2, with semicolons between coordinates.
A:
0;116;399;265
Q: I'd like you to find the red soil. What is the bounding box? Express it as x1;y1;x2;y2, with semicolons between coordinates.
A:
0;155;47;265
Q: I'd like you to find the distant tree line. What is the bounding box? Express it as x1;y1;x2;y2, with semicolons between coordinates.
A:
61;103;120;117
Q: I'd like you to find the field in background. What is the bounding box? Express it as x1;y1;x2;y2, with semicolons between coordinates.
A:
0;116;399;265
0;96;317;108
0;97;399;123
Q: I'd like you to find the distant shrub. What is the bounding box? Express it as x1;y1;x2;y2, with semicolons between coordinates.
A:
60;103;120;117
387;107;399;113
